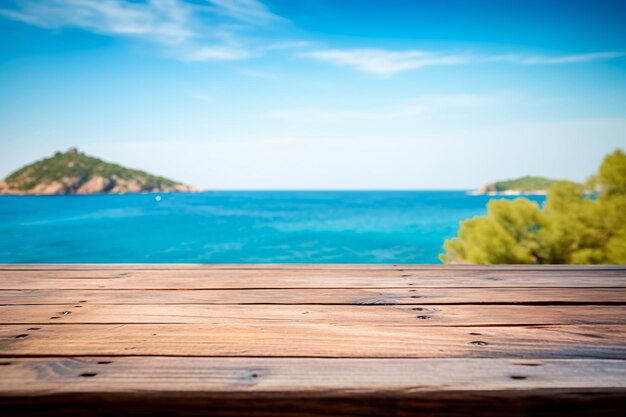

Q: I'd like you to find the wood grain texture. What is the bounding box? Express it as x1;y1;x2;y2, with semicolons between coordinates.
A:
1;264;625;416
1;270;626;289
2;287;625;305
1;324;625;358
2;357;625;394
1;358;625;416
2;304;625;326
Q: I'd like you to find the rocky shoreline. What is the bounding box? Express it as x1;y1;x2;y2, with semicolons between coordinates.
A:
0;176;200;195
0;148;201;195
467;189;548;196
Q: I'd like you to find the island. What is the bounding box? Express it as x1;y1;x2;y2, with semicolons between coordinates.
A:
469;175;555;196
0;148;200;195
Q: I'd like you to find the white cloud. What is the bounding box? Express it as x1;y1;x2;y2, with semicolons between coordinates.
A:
303;48;626;75
0;0;194;43
2;1;624;71
206;0;285;25
302;49;469;76
485;51;626;64
0;0;285;61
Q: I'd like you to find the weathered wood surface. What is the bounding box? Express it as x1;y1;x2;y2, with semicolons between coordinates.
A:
3;304;626;325
3;357;626;393
0;264;625;416
2;274;625;289
1;323;625;358
1;287;625;305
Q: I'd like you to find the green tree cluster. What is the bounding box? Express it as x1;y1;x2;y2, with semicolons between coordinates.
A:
5;148;178;191
440;149;626;264
483;176;554;193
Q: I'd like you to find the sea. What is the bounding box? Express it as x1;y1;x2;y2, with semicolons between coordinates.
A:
0;191;546;264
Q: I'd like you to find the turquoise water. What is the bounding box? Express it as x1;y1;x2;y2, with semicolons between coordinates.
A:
0;191;545;263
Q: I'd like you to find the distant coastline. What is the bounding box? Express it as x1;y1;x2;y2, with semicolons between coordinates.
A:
467;189;548;196
0;148;201;196
468;175;554;196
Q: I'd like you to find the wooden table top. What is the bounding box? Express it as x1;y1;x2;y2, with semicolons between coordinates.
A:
1;264;625;416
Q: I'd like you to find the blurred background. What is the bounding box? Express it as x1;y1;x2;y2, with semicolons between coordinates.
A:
0;0;624;263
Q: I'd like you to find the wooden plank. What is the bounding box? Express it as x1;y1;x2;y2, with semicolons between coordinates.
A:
1;272;625;289
2;304;625;326
1;265;626;416
1;358;625;417
1;288;625;305
1;324;624;358
1;357;625;394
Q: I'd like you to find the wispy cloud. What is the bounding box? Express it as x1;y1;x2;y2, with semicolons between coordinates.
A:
485;51;626;65
0;0;194;43
302;49;470;76
0;0;285;61
2;1;624;72
205;0;284;24
302;48;626;76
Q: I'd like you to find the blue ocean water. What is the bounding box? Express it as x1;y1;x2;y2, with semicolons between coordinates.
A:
0;191;546;263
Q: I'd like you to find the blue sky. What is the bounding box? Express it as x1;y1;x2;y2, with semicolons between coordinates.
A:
1;0;625;189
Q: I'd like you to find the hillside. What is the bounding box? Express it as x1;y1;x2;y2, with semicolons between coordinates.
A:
0;148;200;195
473;176;555;195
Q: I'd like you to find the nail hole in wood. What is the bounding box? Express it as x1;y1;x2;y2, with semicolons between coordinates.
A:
80;373;97;377
79;301;87;303
0;362;12;366
471;341;488;346
27;327;40;331
15;334;29;339
517;363;542;367
510;375;527;380
416;315;431;320
470;332;481;336
62;311;72;315
97;361;112;365
50;316;60;319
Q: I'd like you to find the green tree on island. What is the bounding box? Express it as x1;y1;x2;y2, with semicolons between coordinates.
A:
441;149;626;264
